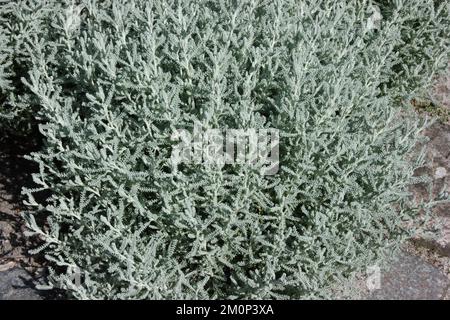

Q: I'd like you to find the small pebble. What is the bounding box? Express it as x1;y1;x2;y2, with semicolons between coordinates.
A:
435;167;447;179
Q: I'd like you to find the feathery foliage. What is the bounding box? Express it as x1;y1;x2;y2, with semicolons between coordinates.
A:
1;0;449;299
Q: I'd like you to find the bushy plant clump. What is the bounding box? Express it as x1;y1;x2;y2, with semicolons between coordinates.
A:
0;0;449;299
0;13;12;119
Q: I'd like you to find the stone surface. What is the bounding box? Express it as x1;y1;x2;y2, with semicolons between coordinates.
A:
443;287;450;300
0;134;53;300
369;251;449;300
435;167;447;179
435;216;450;255
433;69;450;109
0;268;43;300
410;119;450;256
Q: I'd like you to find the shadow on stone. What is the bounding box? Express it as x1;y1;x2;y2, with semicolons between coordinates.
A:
0;129;60;299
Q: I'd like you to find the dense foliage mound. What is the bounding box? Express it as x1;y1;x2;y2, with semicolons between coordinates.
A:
0;0;449;299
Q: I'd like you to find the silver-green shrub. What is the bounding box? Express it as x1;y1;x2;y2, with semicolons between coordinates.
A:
0;10;12;119
1;0;449;299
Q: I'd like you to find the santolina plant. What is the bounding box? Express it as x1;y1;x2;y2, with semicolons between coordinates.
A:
0;0;449;299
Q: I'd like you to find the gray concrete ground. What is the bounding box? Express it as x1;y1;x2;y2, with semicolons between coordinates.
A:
0;268;43;300
370;251;449;300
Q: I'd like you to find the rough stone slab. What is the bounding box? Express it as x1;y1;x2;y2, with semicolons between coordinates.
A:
409;119;450;256
0;268;43;300
433;69;450;109
443;287;450;300
370;251;449;300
